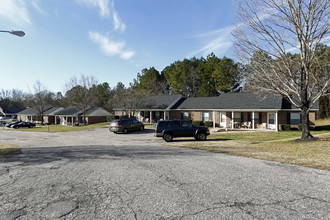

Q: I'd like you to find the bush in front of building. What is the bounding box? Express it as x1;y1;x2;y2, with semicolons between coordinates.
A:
119;115;129;119
204;121;213;127
192;120;203;126
107;115;116;122
298;124;302;131
281;124;291;131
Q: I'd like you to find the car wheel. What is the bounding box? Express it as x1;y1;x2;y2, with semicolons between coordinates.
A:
139;126;144;131
123;128;128;134
163;133;173;142
197;132;207;141
29;126;33;128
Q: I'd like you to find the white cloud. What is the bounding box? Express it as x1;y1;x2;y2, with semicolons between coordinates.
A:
89;31;134;59
77;0;125;31
0;0;32;27
111;1;125;31
187;26;234;58
76;0;110;17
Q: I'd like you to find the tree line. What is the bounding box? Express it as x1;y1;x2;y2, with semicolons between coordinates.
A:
0;54;242;112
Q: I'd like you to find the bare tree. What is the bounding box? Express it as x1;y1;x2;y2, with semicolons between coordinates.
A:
233;0;329;140
31;81;49;125
65;75;98;125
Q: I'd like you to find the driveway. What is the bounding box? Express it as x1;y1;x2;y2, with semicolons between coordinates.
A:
0;127;329;219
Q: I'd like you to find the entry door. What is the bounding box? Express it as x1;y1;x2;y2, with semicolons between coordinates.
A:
220;112;226;128
267;113;276;130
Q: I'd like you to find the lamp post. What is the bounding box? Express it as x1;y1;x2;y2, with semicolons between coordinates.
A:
0;30;25;37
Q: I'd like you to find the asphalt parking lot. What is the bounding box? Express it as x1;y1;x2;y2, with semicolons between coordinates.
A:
0;127;329;219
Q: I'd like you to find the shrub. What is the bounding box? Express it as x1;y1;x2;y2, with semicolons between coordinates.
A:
298;124;302;131
119;115;128;119
192;120;203;126
281;124;291;131
204;121;213;127
107;115;116;122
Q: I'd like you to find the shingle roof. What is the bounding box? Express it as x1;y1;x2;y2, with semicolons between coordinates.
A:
139;94;182;110
17;106;53;115
56;106;81;116
0;107;26;114
85;107;111;116
176;93;284;110
44;107;65;115
115;94;183;110
56;106;111;117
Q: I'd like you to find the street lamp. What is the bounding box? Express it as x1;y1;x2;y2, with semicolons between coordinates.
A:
0;30;25;37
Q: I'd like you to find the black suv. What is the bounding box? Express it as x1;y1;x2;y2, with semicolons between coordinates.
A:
155;120;210;142
109;119;144;134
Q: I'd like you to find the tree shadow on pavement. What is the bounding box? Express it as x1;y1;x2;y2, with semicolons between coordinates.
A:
0;145;212;166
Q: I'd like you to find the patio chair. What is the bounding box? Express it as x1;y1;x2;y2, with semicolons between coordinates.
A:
241;122;248;129
247;122;251;129
261;123;267;129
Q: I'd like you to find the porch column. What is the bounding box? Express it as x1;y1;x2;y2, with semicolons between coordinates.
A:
213;111;215;129
275;111;278;132
231;111;234;129
150;111;152;123
138;111;141;121
66;116;68;126
164;111;166;120
72;117;74;126
252;111;255;130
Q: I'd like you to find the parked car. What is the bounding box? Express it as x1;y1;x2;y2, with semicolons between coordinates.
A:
5;121;20;128
155;120;210;142
109;119;144;134
11;121;36;129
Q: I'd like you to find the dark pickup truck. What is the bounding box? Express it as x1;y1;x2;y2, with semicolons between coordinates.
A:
155;120;210;142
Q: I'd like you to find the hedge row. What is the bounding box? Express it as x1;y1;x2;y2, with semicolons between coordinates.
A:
280;124;303;131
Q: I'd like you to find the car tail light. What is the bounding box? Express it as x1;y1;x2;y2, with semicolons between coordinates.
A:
155;129;157;133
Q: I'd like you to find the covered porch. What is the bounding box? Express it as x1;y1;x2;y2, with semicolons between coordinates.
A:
211;111;279;131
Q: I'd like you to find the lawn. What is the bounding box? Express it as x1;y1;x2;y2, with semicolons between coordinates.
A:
167;119;330;170
0;143;21;157
14;122;110;132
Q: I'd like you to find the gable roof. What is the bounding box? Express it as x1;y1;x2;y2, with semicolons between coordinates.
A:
56;106;110;117
0;107;26;115
56;106;80;116
17;105;53;115
115;94;183;110
44;107;65;115
175;93;283;110
85;107;111;116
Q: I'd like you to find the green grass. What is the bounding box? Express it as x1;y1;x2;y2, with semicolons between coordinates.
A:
209;130;329;142
16;122;110;132
167;119;330;170
0;143;21;157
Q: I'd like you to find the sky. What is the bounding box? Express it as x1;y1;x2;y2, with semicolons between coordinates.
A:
0;0;237;94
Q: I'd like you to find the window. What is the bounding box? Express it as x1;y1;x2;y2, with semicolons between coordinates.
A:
254;113;259;123
290;113;301;125
155;111;161;120
268;114;275;124
201;112;211;122
182;112;191;120
234;112;241;123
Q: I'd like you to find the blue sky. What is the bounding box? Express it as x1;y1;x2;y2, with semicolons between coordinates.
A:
0;0;236;93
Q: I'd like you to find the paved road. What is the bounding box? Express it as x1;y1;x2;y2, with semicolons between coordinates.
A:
0;127;329;219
